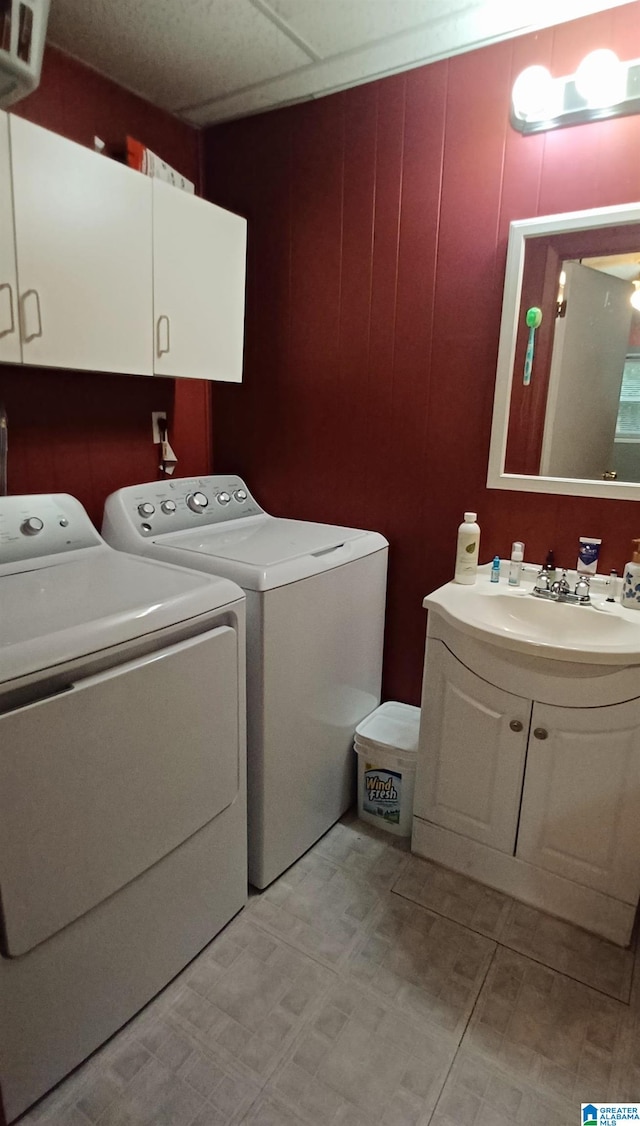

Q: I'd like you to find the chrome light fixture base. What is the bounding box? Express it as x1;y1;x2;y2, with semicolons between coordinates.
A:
511;54;640;134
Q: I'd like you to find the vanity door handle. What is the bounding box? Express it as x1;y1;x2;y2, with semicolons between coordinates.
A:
509;720;523;732
533;727;548;740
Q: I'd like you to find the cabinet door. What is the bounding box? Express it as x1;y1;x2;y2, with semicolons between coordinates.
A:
414;640;530;853
517;699;640;903
10;115;153;374
0;110;21;363
152;180;247;381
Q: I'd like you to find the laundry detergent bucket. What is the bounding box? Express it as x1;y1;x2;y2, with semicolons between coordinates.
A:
354;701;420;837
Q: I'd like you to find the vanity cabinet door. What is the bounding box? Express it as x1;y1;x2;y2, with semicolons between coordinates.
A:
10;115;153;375
0;111;20;363
517;699;640;903
414;640;530;853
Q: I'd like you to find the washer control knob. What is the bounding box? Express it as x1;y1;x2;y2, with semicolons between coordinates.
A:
234;489;247;502
137;502;155;518
21;516;44;536
217;492;231;505
187;491;209;513
161;500;176;515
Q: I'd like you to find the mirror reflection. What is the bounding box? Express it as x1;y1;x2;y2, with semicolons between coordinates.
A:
488;202;640;499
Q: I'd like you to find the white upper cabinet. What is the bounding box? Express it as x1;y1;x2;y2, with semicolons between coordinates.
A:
1;112;246;382
152;180;247;382
10;115;153;375
0;112;21;364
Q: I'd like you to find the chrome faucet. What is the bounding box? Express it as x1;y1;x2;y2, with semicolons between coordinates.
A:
550;571;571;597
532;568;591;604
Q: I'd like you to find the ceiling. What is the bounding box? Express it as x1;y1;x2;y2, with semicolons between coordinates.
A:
47;0;638;127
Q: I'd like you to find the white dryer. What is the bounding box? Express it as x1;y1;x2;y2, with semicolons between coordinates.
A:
0;494;247;1123
103;476;388;888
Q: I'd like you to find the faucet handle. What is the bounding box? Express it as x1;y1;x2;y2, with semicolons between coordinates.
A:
574;575;591;602
534;567;550;591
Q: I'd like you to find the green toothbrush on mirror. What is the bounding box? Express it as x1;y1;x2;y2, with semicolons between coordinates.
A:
523;306;542;385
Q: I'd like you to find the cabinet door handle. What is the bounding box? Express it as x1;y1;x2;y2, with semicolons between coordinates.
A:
533;727;548;740
20;289;43;343
157;314;171;357
0;283;16;338
509;720;523;732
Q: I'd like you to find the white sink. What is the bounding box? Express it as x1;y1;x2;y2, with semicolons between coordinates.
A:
424;566;640;664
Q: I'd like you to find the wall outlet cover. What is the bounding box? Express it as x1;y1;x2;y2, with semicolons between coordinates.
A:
152;412;167;444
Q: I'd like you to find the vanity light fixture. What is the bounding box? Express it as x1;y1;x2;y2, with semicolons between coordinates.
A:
511;49;640;133
631;280;640;313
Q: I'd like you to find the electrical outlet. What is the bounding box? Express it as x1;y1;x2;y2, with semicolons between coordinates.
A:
152;412;167;444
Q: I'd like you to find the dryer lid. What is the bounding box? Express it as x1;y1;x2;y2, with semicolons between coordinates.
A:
0;550;243;686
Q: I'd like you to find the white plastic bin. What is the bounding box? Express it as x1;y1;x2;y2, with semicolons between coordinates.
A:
355;701;420;837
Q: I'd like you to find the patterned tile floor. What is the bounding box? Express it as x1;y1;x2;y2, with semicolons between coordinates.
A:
17;813;640;1126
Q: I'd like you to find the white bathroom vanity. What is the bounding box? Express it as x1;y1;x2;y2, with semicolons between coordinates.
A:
413;565;640;946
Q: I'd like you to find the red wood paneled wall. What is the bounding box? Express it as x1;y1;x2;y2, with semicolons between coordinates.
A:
1;47;211;527
204;4;640;705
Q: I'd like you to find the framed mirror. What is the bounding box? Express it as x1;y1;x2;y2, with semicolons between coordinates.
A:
487;201;640;499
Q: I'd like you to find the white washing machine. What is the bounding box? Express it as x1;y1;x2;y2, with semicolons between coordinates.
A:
0;494;247;1123
103;475;388;888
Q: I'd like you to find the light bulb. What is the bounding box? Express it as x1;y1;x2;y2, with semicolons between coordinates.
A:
511;65;562;123
575;49;625;109
631;282;640;312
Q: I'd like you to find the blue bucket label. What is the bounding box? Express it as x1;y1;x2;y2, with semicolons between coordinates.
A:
363;765;402;825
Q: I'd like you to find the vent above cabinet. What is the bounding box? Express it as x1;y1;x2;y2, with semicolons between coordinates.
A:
0;0;49;107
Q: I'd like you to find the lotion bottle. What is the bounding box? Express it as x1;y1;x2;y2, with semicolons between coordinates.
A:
454;512;480;585
622;540;640;610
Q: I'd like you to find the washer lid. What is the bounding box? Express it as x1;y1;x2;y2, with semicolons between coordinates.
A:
0;548;243;686
158;516;388;590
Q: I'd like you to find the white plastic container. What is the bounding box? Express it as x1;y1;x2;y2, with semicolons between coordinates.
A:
454;512;480;585
355;701;420;837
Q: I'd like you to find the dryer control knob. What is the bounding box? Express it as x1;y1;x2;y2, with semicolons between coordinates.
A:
21;516;44;535
187;492;209;512
234;489;247;502
161;500;176;514
217;492;231;505
137;502;155;518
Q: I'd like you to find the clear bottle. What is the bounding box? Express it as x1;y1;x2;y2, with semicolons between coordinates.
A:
508;541;524;587
454;512;480;585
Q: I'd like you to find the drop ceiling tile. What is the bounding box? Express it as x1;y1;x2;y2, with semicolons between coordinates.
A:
47;0;313;113
262;0;466;57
